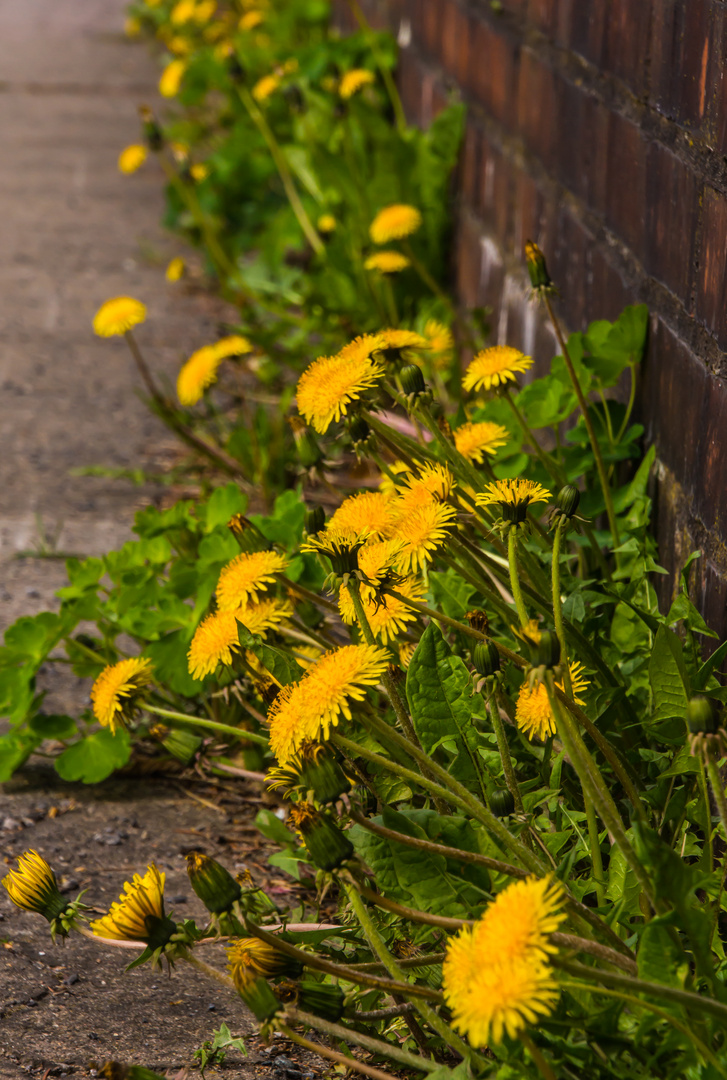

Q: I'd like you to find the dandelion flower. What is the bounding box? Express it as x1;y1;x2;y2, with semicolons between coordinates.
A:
118;144;147;174
337;333;388;364
93;296;146;337
392;500;457;573
379;460;412;496
454;421;509;463
159;58;187;98
2;851;65;921
165;257;185;282
442;876;564;1046
91;657;154;733
318;213;336;233
378;329;429;351
392;462;455;518
253;74;279;102
296;350;384;434
463;346;533;393
227;937;297;982
364;251;410;274
91;865;171;944
239;10;263;29
370;204;422;244
339;577;422;644
194;0;217;21
425;319;454;368
211;334;253;359
170;0;196;24
399;641;416;669
216;550;288;612
190;162;210;182
327;491;396;541
300;528;365;575
340;68;375;99
516;661;589;741
177;345;221;405
476;479;551;514
188;611;241;680
267;682;318;765
236;597;294;636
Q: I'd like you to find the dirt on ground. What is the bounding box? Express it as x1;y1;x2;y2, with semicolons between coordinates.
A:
0;767;328;1080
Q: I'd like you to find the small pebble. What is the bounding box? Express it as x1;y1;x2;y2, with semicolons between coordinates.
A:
2;818;20;831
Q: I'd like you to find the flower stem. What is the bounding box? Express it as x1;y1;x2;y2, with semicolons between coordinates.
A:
507;528;530;629
519;1033;558;1080
277;1022;403;1080
144;703;269;747
551;517;572;697
283;1008;440;1073
486;692;527;820
543;295;620;550
184;951;235;990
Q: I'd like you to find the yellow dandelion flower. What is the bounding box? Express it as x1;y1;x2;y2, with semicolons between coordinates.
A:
194;0;217;21
2;851;65;921
379;460;412;496
188;610;241;680
370;204;422;244
165;257;185;282
177;345;221;405
296;350;385;434
300;528;365;575
118;144;147;175
425;319;454;368
516;661;589;741
378;329;429;350
317;213;336;233
364;251;410;274
462;345;533;393
252;73;279;102
444;947;559;1046
340;68;375;99
227;938;294;984
211;334;253;359
477;876;566;963
339;577;423;644
93;296;147;337
125;16;142;38
392;500;457;573
327;491;396;541
356;538;407;592
239;10;263;29
476;479;551;512
216;550;289;612
337;333;389;363
168;35;192;54
267;681;318;765
170;0;196;24
399;641;416;669
454;421;509;463
90;865;170;943
190;162;210;182
159;58;187;98
236;597;294;636
392;462;456;519
90;657;154;733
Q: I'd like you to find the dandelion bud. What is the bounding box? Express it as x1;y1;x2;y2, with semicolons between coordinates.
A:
687;696;721;735
230;968;281;1021
297;979;345;1022
467;610;489;635
289;803;354;871
299;746;352;804
348;415;371;448
227;937;302;981
555;484;580;519
138;105;163;152
186;851;242;914
150;724;202;764
472;641;500;678
2;851;68;924
535;631;561;670
304;505;326;536
489;787;515;818
400;363;426;397
525;240;552;292
227;513;269;553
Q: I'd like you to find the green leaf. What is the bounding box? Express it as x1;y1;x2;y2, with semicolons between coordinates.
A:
255;808;296;846
145;631;204;697
406;624;489;800
638;915;688;988
55;728;131;783
203;483;247;532
649;625;690;722
250;489;305;548
28;713;78;740
0;666;35;724
0;731;41;781
695;639;727;690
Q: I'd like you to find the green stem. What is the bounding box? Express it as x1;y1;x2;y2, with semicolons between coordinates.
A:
402;241;453;309
503;389;564;487
237;86;324;255
282;1008;439;1074
144;703;269;747
185;951;235;990
551;517;572;697
277;1023;402;1080
507;528;530;628
345;0;408;134
487;693;527;819
705;754;727;883
584;794;606;906
544;295;620;550
519;1033;558;1080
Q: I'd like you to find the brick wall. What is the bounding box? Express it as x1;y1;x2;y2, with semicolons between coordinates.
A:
336;0;727;641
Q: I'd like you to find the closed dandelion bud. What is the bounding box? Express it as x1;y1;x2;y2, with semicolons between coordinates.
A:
490;787;515;818
227;937;303;981
687;696;720;735
304;505;326;536
227;513;269;553
348;415;371;448
150;724;202;764
536;631;560;670
289;803;354;871
472;641;500;678
525;240;552;291
555;484;580;518
297;979;345;1022
467;610;489;635
400;363;426;397
2;850;69;925
232;969;281;1022
186;851;242;914
138;105;163;152
299;746;351;804
290;417;324;468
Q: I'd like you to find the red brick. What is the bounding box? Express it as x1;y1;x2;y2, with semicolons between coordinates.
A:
650;0;718;131
604;113;648;252
695;186;727;349
517;50;557;170
468;16;518;127
602;0;653;99
644;144;700;300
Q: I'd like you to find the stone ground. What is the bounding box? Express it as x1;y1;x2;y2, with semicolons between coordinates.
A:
0;4;325;1078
